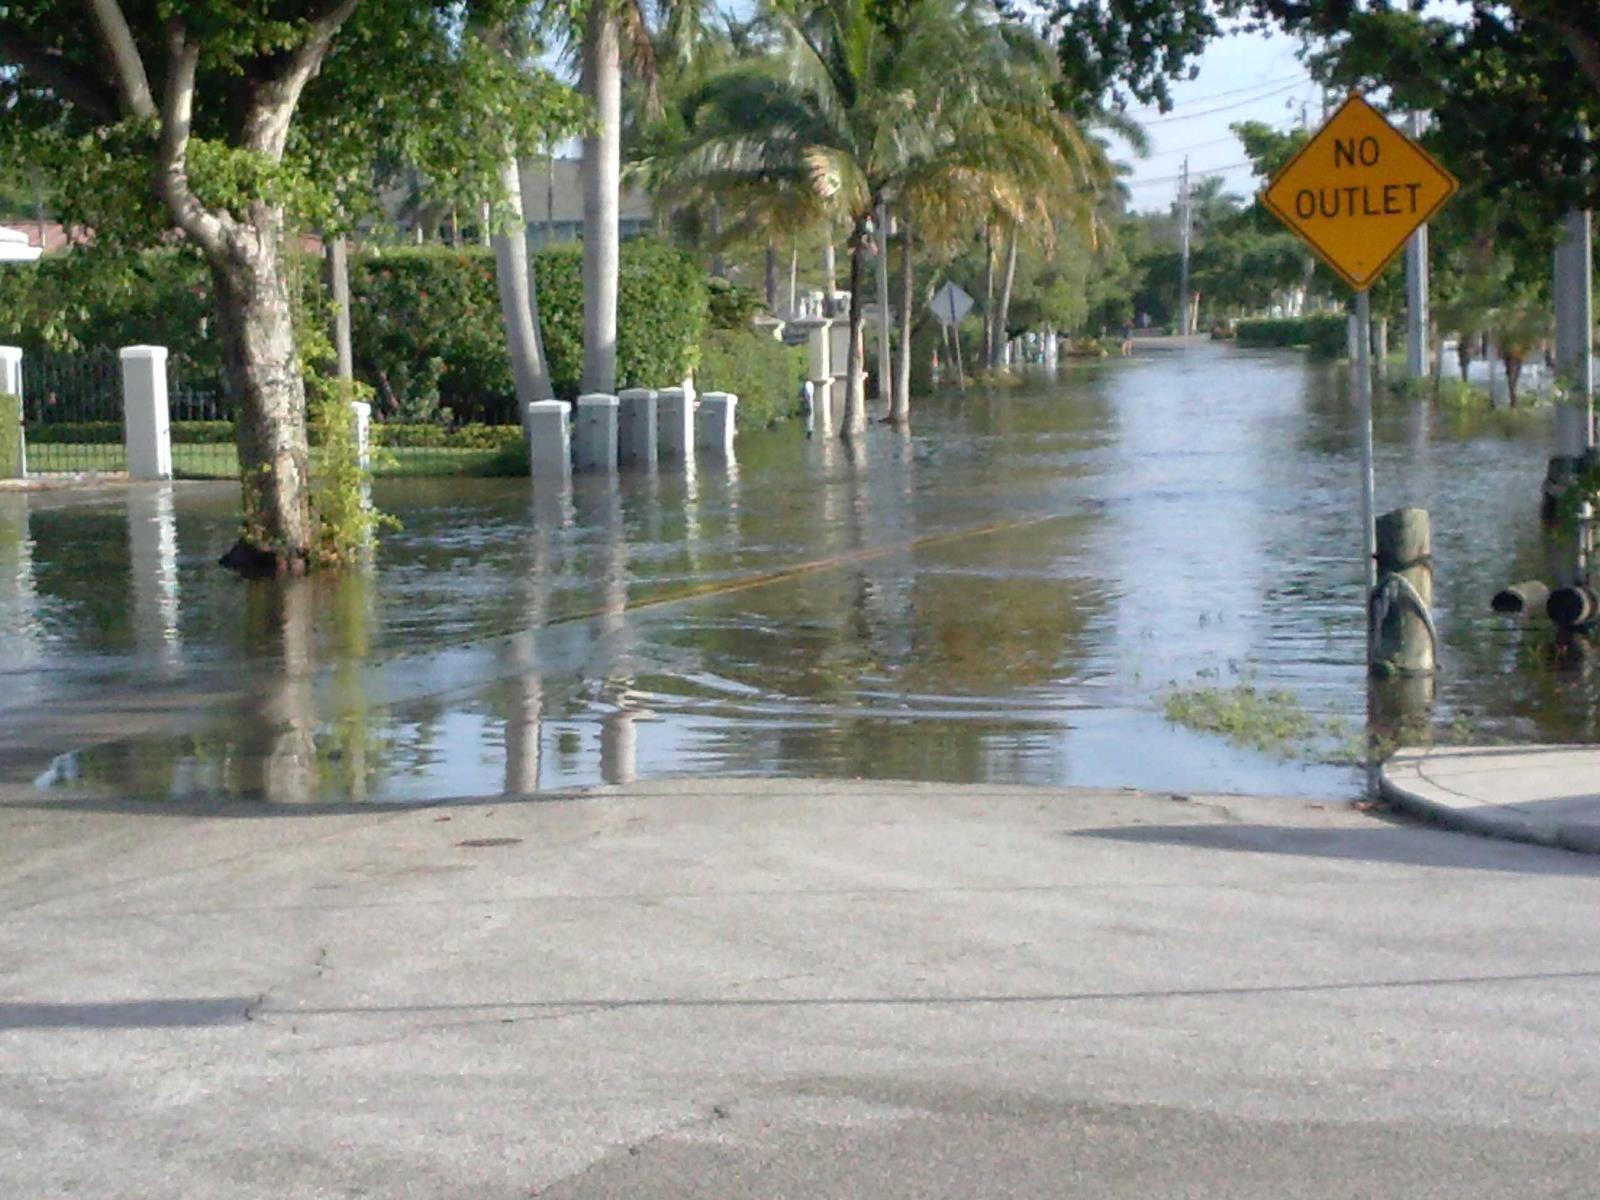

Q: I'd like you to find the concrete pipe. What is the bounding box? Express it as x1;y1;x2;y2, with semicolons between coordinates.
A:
1492;580;1550;615
1547;584;1599;631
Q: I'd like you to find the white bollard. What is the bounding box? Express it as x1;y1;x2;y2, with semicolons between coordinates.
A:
657;387;693;460
617;387;659;467
351;401;372;471
574;393;619;472
526;399;572;482
119;345;172;481
697;391;738;455
0;346;23;478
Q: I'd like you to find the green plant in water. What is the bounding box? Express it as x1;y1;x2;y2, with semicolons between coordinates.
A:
307;372;396;568
1162;681;1319;757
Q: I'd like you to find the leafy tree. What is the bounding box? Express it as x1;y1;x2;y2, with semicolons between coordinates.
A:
0;1;570;571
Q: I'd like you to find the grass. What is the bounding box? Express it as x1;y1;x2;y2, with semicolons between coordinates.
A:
22;442;518;479
1163;682;1315;755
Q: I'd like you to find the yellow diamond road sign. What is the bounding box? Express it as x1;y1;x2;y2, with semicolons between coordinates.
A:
1261;93;1459;291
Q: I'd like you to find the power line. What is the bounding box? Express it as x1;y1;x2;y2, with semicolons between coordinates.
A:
1141;133;1243;158
1125;160;1253;188
1124;72;1309;115
1142;80;1312;125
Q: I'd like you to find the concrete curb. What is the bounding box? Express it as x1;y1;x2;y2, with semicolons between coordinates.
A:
1380;746;1600;855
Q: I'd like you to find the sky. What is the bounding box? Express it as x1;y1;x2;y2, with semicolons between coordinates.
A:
1115;24;1328;214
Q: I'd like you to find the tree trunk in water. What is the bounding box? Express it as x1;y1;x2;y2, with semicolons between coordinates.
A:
994;229;1018;371
492;152;555;412
709;202;726;278
892;211;913;426
842;219;868;438
1504;351;1523;406
874;199;893;418
982;224;996;368
580;1;622;395
213;218;313;573
764;242;779;310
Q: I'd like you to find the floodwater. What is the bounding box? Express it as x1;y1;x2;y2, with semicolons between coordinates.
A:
0;341;1583;807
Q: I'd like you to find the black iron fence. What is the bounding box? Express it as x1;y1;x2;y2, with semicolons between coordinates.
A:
19;348;125;474
16;349;526;479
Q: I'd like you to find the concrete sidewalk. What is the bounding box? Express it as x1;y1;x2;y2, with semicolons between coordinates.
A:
1382;744;1600;854
5;778;1600;1198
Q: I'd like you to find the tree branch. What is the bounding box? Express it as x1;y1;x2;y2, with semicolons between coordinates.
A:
0;29;121;120
83;0;156;118
155;21;231;257
242;0;362;160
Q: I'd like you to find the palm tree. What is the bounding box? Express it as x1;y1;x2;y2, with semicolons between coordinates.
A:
669;0;990;437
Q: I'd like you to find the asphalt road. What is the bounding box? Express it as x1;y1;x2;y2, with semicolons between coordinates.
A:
3;779;1599;1198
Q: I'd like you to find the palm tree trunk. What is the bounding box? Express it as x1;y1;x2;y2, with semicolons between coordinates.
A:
764;242;779;310
842;218;868;438
995;228;1019;371
823;238;836;292
493;153;554;416
982;224;996;368
709;202;726;278
874;200;893;418
788;242;799;317
893;211;913;426
580;0;622;395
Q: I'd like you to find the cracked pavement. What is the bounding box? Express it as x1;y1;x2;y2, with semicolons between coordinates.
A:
4;779;1600;1198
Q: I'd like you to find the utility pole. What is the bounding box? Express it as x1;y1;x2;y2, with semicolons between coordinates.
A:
1177;157;1193;336
1404;113;1430;380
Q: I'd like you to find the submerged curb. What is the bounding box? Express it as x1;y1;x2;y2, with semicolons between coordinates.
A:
1381;746;1600;856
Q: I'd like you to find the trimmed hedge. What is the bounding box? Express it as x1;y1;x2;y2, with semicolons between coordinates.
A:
1235;315;1347;359
352;241;708;423
2;240;711;429
22;418;524;451
696;328;807;429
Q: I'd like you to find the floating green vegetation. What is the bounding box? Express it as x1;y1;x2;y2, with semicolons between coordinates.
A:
1162;681;1350;761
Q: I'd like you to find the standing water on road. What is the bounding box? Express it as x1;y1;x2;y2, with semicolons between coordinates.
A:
1;341;1578;805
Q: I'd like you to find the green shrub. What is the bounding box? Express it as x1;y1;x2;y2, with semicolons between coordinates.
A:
695;328;807;428
706;278;766;330
1235;315;1348;359
374;422;524;450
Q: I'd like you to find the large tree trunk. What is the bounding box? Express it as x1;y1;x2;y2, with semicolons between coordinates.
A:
994;228;1019;371
823;237;836;293
213;213;313;573
892;211;913;426
842;217;869;438
580;0;622;395
492;152;554;414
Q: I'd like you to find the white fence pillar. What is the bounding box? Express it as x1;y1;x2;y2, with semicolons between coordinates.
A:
657;387;693;460
697;391;738;455
526;399;572;483
0;347;23;479
574;393;619;472
617;387;659;467
119;346;172;481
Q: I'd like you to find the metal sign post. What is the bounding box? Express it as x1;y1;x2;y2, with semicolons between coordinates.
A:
1354;289;1378;596
931;282;975;393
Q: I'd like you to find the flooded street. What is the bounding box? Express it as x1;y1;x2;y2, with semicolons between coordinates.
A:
0;341;1578;804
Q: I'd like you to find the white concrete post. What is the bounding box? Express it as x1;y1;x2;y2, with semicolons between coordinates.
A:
696;391;738;455
350;401;372;471
0;347;24;479
657;387;693;460
526;399;572;482
574;393;619;472
617;387;659;467
792;317;834;437
119;346;172;481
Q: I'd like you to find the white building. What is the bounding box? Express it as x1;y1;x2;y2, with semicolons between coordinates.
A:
0;227;42;263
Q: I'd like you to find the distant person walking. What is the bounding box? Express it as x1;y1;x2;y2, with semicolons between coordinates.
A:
1121;324;1135;357
802;379;816;438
